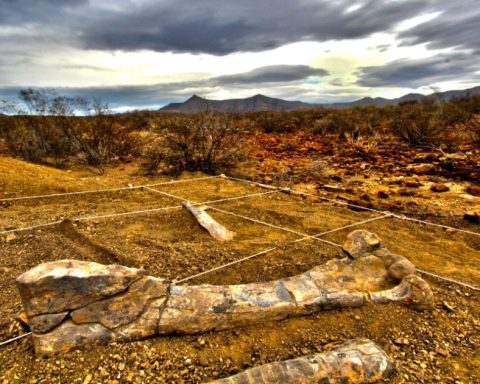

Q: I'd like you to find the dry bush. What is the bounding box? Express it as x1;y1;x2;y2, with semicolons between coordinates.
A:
467;115;480;143
389;103;446;147
1;92;75;165
389;100;479;149
63;101;140;173
341;132;381;159
311;117;335;135
143;111;248;175
1;90;140;173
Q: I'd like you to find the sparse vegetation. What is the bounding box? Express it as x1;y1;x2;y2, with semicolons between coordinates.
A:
143;111;249;175
1;91;479;176
0;89;140;173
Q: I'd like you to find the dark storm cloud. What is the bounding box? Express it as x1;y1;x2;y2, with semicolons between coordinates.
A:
0;65;328;108
0;0;431;55
399;1;480;52
356;53;480;88
214;65;328;85
80;0;431;54
0;0;87;24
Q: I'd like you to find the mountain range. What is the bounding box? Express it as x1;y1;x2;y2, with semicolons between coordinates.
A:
160;85;480;113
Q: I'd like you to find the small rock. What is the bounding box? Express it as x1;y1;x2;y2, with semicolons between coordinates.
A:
393;337;410;346
4;233;16;243
360;194;372;202
83;374;93;384
464;212;479;224
430;183;449;193
198;355;209;367
409;163;437;175
437;348;450;357
405;181;422;188
377;191;389;199
398;188;415;197
466;185;480;197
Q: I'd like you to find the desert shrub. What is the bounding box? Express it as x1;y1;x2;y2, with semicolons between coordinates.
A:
389;103;446;147
388;99;480;148
311;117;336;135
65;100;140;173
143;111;248;175
340;132;380;159
254;111;302;133
312;106;384;139
1;90;140;172
4;116;72;165
0;91;75;165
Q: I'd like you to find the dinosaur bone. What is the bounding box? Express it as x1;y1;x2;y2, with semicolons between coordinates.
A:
16;230;433;356
206;338;392;384
183;201;235;241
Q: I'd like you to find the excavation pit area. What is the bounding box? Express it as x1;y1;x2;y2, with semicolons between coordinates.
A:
1;175;479;383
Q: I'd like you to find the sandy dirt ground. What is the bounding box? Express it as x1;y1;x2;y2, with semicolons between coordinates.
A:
0;155;479;383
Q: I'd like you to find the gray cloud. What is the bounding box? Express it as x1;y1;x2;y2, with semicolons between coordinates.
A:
0;0;87;24
0;64;328;108
0;0;431;55
1;0;479;107
399;1;480;52
213;65;328;85
356;53;480;88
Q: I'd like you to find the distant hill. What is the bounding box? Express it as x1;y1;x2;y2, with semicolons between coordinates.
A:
329;86;480;108
160;94;314;112
160;86;480;112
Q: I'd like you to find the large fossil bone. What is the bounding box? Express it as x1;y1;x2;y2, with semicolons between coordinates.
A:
206;338;393;384
16;230;433;356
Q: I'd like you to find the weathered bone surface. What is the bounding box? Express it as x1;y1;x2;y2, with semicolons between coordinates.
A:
183;201;235;241
206;338;392;384
16;230;434;356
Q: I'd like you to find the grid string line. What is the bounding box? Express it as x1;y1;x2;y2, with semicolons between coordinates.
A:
417;269;480;291
0;332;32;347
145;186;351;248
0;189;280;236
144;185;480;290
0;175;221;202
175;217;480;291
173;216;390;285
148;183;479;291
223;175;480;238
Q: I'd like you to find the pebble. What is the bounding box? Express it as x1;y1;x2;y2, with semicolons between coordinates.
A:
430;183;449;193
466;185;480;197
377;191;389;199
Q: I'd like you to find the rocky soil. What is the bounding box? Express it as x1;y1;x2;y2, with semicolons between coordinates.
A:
0;143;479;383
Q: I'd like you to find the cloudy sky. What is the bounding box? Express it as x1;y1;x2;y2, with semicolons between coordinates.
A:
1;0;479;111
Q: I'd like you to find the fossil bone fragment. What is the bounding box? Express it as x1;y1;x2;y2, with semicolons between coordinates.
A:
183;201;235;241
16;230;433;356
206;338;393;384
